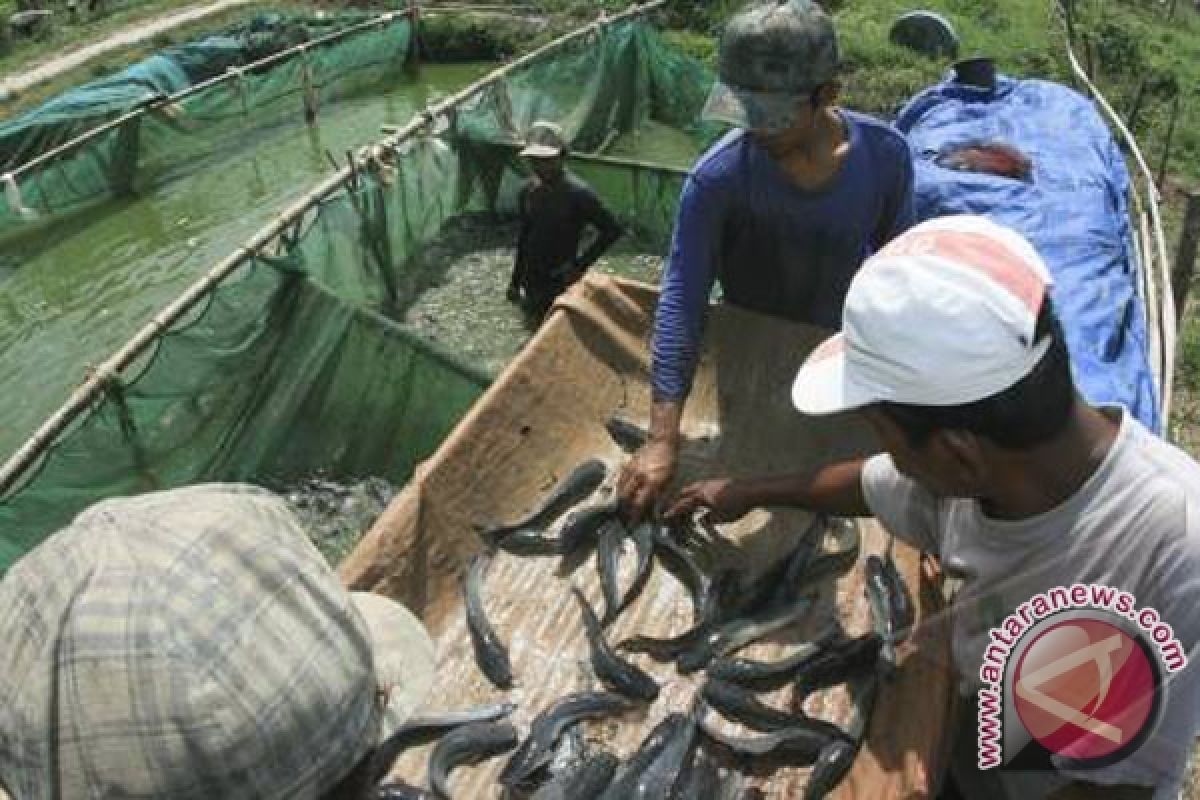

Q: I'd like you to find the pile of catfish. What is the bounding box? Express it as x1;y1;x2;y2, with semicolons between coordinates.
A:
376;419;915;799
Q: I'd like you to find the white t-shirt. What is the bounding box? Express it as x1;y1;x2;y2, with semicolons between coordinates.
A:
862;407;1200;798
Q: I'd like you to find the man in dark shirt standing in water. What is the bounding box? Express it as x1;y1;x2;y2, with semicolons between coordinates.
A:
507;121;623;322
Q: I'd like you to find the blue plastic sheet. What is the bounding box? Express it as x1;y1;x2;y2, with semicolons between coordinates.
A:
896;75;1161;433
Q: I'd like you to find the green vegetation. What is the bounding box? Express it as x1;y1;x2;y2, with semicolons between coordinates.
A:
0;0;322;116
0;0;185;73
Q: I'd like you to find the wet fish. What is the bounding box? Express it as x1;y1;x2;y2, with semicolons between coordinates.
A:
372;702;518;777
547;721;588;776
879;551;914;639
705;567;742;624
865;555;898;677
844;673;879;742
794;517;861;586
803;674;876;798
703;679;850;740
605;414;650;452
670;743;718;800
628;710;697;799
464;552;513;689
496;528;563;556
532;751;619;800
558;500;619;556
499;691;636;788
677;592;816;674
574;588;660;702
697;708;840;764
596;517;628;626
597;713;689;800
617;624;708;663
707;628;840;690
482;458;607;543
617;566;735;663
623;519;656;612
793;633;884;695
764;515;825;607
377;781;436;800
427;720;519;799
651;523;712;624
701;678;806;732
804;738;857;799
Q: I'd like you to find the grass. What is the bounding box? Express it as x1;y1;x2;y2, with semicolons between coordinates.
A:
0;0;328;116
0;0;189;79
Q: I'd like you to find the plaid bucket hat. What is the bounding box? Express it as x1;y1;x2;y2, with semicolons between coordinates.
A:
0;484;434;800
703;0;840;133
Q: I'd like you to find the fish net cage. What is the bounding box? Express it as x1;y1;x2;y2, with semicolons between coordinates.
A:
0;9;719;572
0;10;417;232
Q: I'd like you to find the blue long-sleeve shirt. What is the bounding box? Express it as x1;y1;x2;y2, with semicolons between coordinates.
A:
651;111;916;402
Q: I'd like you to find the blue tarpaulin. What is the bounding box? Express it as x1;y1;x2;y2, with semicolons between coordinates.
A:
896;75;1161;433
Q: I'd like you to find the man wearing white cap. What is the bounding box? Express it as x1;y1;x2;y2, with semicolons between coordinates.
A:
507;120;622;321
0;483;435;799
667;216;1200;799
618;0;915;519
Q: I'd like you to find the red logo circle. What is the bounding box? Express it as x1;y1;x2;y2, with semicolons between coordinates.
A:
1012;617;1158;764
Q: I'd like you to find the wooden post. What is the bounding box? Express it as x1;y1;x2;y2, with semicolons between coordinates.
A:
1084;34;1096;86
1127;78;1147;135
1173;191;1200;325
1157;93;1182;189
405;0;421;76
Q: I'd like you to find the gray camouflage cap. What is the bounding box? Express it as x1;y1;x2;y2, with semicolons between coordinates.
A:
703;0;840;133
0;483;435;800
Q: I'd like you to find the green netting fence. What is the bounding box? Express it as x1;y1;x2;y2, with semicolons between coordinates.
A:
0;7;715;572
0;10;416;233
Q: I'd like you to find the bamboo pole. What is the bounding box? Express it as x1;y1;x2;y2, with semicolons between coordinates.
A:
8;10;415;181
0;0;668;498
1127;79;1147;135
405;0;421;75
1157;93;1182;189
1172;191;1200;326
1055;2;1175;422
490;138;688;176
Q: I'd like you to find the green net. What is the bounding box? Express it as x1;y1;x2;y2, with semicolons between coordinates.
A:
0;17;716;572
0;12;415;231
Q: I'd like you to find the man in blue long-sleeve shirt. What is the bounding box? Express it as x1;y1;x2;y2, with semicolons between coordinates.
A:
618;0;916;518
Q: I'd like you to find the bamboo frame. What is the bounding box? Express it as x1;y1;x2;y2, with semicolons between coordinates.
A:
1056;2;1175;425
0;0;667;498
6;10;415;183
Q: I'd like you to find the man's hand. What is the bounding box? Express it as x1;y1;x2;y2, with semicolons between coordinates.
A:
665;478;753;523
617;439;678;522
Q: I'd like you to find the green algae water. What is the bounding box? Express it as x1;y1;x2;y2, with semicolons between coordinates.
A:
0;63;491;460
606;119;704;171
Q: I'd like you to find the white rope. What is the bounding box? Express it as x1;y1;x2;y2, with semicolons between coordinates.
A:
2;172;35;219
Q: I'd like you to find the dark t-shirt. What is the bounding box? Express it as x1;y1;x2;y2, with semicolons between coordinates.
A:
512;173;622;290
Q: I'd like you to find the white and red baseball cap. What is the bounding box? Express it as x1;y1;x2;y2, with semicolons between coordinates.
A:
792;215;1055;415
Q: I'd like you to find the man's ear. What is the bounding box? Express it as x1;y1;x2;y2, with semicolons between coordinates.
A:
932;429;989;491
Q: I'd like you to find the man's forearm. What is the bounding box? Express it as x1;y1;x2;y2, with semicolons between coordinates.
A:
731;460;870;517
648;399;684;446
576;225;622;271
